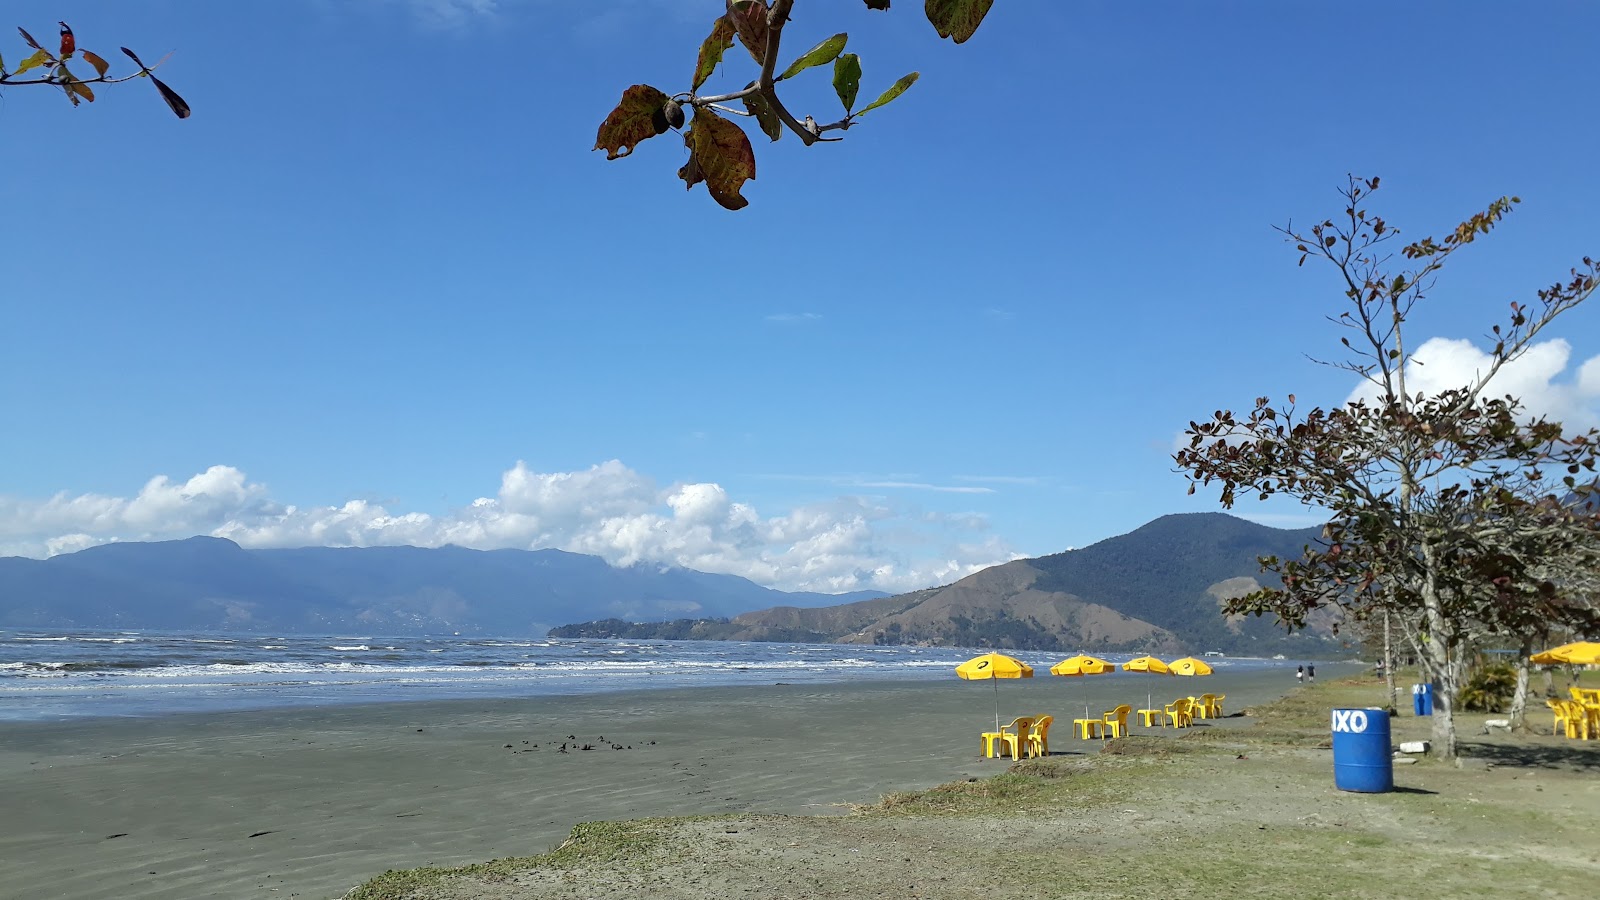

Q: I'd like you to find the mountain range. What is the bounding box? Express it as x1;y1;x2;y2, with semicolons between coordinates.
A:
552;513;1343;655
1;512;1342;653
0;538;884;635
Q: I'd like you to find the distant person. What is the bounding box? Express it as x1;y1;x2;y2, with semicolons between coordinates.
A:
1296;665;1304;684
1307;664;1316;682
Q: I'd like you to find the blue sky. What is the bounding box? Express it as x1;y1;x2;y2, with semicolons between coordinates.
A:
2;1;1597;592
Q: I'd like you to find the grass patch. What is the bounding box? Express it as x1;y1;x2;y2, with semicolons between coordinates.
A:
873;771;1060;814
343;818;683;900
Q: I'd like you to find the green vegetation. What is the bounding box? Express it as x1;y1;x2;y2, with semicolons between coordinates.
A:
1459;663;1518;712
1177;178;1600;759
596;1;1000;208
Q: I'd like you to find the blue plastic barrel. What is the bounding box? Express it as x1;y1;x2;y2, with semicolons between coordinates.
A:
1331;708;1393;793
1410;683;1435;716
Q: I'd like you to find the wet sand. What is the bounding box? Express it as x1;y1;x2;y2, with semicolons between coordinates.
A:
0;666;1324;900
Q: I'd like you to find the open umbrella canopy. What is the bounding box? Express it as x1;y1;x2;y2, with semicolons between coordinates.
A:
1121;656;1172;675
957;652;1035;680
1051;654;1115;724
1530;641;1600;666
956;652;1034;736
1050;655;1114;676
1169;657;1214;677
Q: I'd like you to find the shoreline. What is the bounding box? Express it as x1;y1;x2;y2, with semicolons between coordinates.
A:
0;667;1342;900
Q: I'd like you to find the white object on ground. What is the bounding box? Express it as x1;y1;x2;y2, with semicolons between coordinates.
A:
1398;740;1431;754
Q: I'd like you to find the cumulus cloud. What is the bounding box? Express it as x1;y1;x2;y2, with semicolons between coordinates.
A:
1349;337;1600;430
1173;335;1600;453
0;461;1018;594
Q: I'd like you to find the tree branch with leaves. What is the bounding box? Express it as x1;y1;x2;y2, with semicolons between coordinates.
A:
594;0;999;209
1176;177;1600;759
0;22;189;118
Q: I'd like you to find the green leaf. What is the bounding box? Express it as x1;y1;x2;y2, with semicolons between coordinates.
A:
593;84;672;160
832;53;861;113
779;33;846;81
727;0;769;65
15;49;50;75
81;49;110;78
742;89;782;142
856;71;918;114
692;16;735;91
687;107;756;210
924;0;995;44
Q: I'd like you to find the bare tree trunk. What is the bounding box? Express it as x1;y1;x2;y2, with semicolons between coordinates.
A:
1509;634;1534;732
1383;610;1397;711
1420;550;1459;759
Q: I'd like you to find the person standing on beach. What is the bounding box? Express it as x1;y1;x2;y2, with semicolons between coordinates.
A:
1296;665;1304;684
1307;664;1316;683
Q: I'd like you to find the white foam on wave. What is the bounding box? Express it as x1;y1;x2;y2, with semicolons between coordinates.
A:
330;645;370;651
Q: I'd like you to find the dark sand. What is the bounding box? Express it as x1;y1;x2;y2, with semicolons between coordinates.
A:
0;666;1318;899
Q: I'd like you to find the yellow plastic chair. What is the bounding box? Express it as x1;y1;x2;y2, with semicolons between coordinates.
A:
982;716;1035;759
1164;697;1194;728
1569;688;1600;737
1210;694;1226;718
1547;700;1587;740
1027;715;1055;757
1101;704;1132;739
1190;693;1216;720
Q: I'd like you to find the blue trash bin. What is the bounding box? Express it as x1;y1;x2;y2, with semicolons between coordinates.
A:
1331;707;1393;793
1415;683;1434;716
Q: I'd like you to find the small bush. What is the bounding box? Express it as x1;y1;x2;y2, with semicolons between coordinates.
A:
1459;663;1517;712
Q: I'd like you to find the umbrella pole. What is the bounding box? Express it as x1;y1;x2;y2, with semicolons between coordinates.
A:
992;677;1000;734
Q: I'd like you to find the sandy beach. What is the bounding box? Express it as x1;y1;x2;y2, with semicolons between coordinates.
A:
0;666;1311;899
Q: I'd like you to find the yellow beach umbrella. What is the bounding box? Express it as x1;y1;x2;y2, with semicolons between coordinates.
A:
1050;654;1115;676
1121;656;1172;675
957;652;1034;733
1530;641;1600;666
1169;657;1215;677
1050;655;1115;722
1121;655;1173;715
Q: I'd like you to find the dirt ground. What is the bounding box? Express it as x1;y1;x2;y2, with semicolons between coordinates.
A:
348;675;1600;899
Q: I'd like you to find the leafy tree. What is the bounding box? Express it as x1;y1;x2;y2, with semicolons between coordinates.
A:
1176;177;1600;759
594;0;999;209
1;22;189;118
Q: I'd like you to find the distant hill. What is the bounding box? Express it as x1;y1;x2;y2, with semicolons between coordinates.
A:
0;538;885;635
554;513;1342;655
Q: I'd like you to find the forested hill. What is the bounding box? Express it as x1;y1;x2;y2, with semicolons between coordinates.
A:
553;513;1342;655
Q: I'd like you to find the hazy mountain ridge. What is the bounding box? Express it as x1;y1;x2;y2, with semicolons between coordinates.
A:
556;513;1342;655
0;538;885;635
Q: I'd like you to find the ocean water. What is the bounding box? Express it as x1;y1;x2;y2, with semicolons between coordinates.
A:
0;628;1294;722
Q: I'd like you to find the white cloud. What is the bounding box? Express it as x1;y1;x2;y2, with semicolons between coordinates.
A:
0;461;1017;594
1173;335;1600;453
1349;337;1600;430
